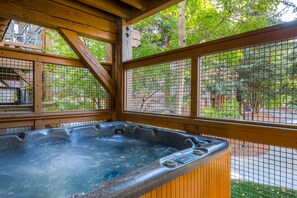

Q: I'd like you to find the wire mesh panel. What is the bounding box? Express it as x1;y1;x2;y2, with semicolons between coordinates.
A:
199;38;297;124
42;64;109;111
0;57;34;113
0;126;33;134
201;134;297;197
126;59;191;115
45;120;107;128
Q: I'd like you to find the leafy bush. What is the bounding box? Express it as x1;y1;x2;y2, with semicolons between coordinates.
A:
203;96;242;119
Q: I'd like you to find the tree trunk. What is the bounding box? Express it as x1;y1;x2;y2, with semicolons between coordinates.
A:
176;0;186;114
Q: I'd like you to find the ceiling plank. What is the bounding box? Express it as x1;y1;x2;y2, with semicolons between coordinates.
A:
0;0;117;43
78;0;131;18
0;18;10;42
127;0;183;24
121;0;147;10
50;0;116;23
58;28;115;97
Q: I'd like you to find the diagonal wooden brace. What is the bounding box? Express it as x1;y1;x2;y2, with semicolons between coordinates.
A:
58;28;115;97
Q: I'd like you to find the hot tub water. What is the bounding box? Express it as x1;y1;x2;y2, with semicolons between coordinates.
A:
0;135;179;198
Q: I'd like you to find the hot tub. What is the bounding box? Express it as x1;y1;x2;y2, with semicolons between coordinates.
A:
0;122;230;198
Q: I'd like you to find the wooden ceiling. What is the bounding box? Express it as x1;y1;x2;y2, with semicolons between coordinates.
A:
77;0;183;24
0;0;182;43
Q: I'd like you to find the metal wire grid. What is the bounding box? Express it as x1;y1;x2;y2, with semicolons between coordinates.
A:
0;57;34;113
42;64;109;111
202;135;297;197
0;126;32;134
126;59;191;115
45;120;107;128
199;39;297;124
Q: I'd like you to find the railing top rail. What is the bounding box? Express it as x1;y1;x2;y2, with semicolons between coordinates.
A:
0;46;111;70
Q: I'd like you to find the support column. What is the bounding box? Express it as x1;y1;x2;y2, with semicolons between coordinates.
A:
34;61;44;130
113;18;132;121
191;57;199;118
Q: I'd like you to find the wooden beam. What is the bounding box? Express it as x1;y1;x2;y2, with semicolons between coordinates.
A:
0;121;34;130
0;0;117;43
0;110;112;122
14;69;33;85
0;17;10;42
0;111;112;130
121;0;147;10
0;79;9;87
0;46;111;71
127;0;183;24
78;0;131;18
50;0;116;23
33;62;42;114
2;41;42;50
191;56;198;118
42;115;110;125
58;28;115;97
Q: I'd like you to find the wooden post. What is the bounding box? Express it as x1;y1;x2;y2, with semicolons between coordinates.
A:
123;21;133;118
122;24;133;61
34;61;44;130
113;18;132;121
34;61;42;114
191;57;198;118
176;1;186;114
58;28;116;97
106;43;113;63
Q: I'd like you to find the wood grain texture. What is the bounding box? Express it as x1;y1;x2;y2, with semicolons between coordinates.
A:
0;111;112;130
127;0;183;24
58;28;115;97
191;57;198;118
33;62;43;114
121;0;147;10
0;17;10;42
140;152;231;198
121;112;297;149
0;47;111;70
0;0;117;42
78;0;131;18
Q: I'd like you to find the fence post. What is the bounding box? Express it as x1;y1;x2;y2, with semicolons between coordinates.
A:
191;56;199;118
33;61;44;129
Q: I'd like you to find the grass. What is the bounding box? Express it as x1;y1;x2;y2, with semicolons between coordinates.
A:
231;180;297;198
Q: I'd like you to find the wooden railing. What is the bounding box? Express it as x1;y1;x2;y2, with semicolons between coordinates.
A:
0;46;113;131
122;20;297;149
122;21;297;197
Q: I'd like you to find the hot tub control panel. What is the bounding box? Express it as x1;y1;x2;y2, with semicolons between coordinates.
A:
175;153;199;164
161;137;227;168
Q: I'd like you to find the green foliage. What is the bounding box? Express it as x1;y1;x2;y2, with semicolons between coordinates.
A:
43;65;108;112
133;5;179;58
44;30;110;111
45;29;108;62
80;37;108;62
231;179;297;198
132;0;289;58
202;97;242;119
45;30;77;58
